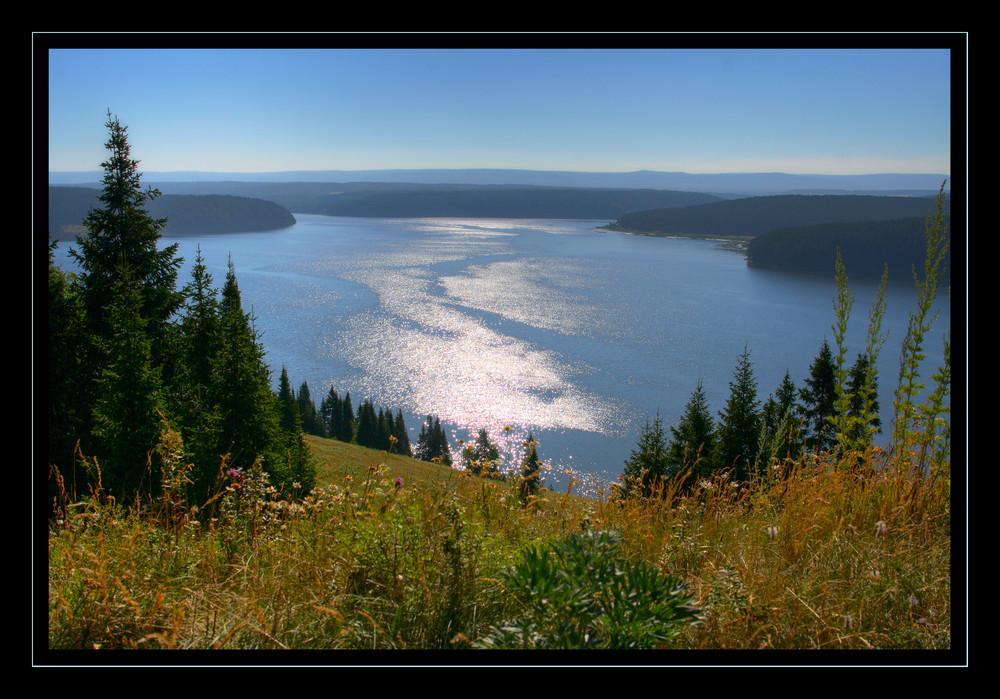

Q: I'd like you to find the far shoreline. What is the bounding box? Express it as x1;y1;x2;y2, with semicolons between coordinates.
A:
596;223;751;251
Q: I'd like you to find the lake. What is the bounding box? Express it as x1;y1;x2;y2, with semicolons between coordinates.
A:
50;214;952;494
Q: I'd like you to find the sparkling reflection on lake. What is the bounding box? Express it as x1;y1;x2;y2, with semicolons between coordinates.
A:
51;214;952;494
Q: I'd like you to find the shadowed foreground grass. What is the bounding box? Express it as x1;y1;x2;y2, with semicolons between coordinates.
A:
46;431;951;656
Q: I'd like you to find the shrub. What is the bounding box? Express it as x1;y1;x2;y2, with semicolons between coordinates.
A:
478;529;701;649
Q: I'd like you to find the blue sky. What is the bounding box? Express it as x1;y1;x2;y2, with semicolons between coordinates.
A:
44;47;954;176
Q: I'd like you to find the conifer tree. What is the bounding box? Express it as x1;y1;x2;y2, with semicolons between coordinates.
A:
64;112;185;466
71;111;184;365
211;259;280;476
415;415;452;465
179;246;221;395
89;271;165;500
355;400;378;448
339;392;355;443
844;353;881;443
47;242;87;471
392;410;413;456
713;345;762;483
320;387;341;438
665;381;715;488
800;339;838;453
519;432;543;504
377;408;392;451
271;367;315;494
759;370;803;463
174;247;224;498
433;417;452;466
296;381;325;437
622;412;670;497
277;367;301;435
462;428;501;476
415;417;433;461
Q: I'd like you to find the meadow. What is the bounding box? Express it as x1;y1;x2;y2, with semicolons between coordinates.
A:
45;425;952;658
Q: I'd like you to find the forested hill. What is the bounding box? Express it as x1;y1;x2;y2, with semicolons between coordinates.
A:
120;180;725;220
607;194;949;238
291;185;723;219
47;186;296;239
746;216;951;280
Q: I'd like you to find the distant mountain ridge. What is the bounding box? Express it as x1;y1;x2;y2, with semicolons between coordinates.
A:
48;168;950;196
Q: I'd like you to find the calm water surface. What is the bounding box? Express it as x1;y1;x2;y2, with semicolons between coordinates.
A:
52;214;952;493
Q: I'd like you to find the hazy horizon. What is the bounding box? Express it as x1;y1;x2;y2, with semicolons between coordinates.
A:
44;46;954;178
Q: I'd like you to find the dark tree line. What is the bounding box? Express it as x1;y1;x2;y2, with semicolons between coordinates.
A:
413;416;452;466
613;193;947;239
314;387;413;456
47;112;314;507
746;216;951;280
620;341;881;499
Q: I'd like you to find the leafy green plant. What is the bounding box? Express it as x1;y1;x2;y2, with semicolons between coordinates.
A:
478;529;701;649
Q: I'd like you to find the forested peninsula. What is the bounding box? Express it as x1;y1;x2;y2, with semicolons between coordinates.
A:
605;192;951;278
747;216;951;279
47;186;296;239
606;194;949;238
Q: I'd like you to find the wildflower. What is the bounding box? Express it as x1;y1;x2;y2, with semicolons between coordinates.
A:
875;520;888;537
395;475;404;491
227;467;245;483
908;594;919;607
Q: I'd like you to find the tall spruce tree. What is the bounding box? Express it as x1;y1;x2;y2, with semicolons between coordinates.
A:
462;428;501;476
89;271;165;501
415;415;452;465
296;381;325;436
211;259;281;476
519;433;543;504
277;367;301;435
759;370;803;463
320;387;341;438
71;111;184;368
665;381;715;489
622;412;670;497
355;400;378;448
175;246;224;496
339;392;355;442
65;112;185;469
392;410;412;456
713;345;762;483
800;339;839;453
179;246;221;396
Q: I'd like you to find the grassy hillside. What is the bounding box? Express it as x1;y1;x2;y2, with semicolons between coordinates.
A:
46;429;952;657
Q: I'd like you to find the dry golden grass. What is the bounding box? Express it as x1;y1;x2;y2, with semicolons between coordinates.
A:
46;431;951;655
